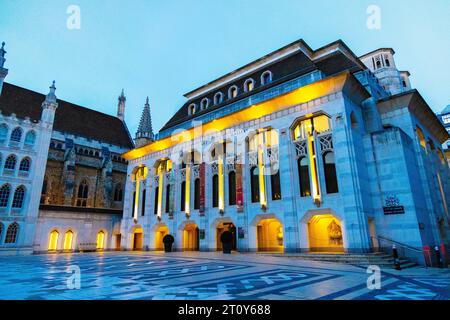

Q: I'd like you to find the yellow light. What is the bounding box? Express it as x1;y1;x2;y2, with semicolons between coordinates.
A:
218;156;224;210
63;231;73;250
157;163;164;217
308;132;321;202
133;166;148;220
96;231;105;250
48;230;59;251
185;165;191;215
122;73;354;161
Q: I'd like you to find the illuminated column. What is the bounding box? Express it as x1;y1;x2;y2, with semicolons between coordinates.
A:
157;164;164;218
258;133;267;208
218;154;224;211
185;165;191;216
308;130;321;204
133;179;140;220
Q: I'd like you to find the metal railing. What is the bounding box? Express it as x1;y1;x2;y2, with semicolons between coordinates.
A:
371;235;423;264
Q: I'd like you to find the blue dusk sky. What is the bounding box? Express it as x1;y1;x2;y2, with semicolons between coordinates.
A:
0;0;449;135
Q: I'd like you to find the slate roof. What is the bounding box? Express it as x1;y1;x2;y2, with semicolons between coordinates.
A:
0;82;134;149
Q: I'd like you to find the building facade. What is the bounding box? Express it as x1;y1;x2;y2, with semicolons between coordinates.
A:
437;104;450;166
121;39;450;265
0;43;134;254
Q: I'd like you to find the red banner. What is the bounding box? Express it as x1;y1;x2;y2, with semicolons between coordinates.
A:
236;163;244;212
199;162;206;215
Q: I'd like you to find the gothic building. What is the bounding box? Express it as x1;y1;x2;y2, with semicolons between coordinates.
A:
121;39;450;265
0;43;134;254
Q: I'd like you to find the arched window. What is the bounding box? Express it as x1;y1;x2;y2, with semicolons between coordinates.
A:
0;124;8;142
384;55;390;67
375;58;382;69
323;152;339;194
114;184;123;202
24;131;36;145
250;166;260;203
261;71;272;85
10;127;22;143
131;191;136;217
228;171;236;205
12;186;25;208
212;175;219;208
5;222;19;244
350;112;358;129
416;126;427;150
154;186;159;215
188;103;197;115
270;168;282;200
48;230;59;251
165;184;171;213
214;92;223;105
4;154;17;170
194;178;200;210
76;180;89;207
244;78;255;92
19;158;31;172
180;181;186;211
200;98;209;110
0;184;11;207
228;86;238;99
297;157;311;197
96;231;105;250
63;230;73;250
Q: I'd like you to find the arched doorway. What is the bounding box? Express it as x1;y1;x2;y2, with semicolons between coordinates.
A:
257;218;283;252
155;225;169;251
216;222;237;251
182;223;199;251
131;227;144;251
96;231;105;250
308;214;344;252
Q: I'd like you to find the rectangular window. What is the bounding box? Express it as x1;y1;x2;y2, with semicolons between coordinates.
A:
180;182;186;211
141;189;146;216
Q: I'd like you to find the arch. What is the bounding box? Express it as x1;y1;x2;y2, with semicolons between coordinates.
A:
12;185;25;209
261;70;273;85
297;157;311;197
213;92;223;105
228;85;238;99
63;230;74;250
24;130;36;145
216;220;237;251
188;103;197;115
307;213;344;252
48;230;59;251
96;230;106;250
10;127;22;143
76;179;89;207
0;184;11;207
5;222;19;244
154;224;169;250
244;78;255;92
200;98;209;110
323;151;338;194
228;171;236;205
252;215;283;252
4;154;17;170
181;222;199;251
19;157;31;172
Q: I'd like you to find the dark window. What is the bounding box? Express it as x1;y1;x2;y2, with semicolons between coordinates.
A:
228;171;236;205
141;189;146;216
40;180;48;204
180;181;186;211
12;186;25;208
19;158;30;172
212;175;219;208
297;157;311;197
385;57;390;67
10;127;22;142
154;187;159;215
5;222;19;243
76;180;89;207
4;155;16;170
114;184;123;201
131;191;136;217
165;184;171;213
270;169;281;200
250;166;260;203
194;178;200;210
323;152;339;194
0;184;11;207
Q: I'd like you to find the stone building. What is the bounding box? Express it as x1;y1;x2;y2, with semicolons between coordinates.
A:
0;43;134;254
121;39;450;266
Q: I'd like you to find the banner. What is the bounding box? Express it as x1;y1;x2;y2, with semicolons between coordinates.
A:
236;163;244;212
199;162;206;215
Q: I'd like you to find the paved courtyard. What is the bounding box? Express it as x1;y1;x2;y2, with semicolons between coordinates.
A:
0;251;449;300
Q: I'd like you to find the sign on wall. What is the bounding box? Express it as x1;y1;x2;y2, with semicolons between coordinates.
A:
383;195;405;215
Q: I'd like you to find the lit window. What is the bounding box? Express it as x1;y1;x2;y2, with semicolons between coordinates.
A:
76;180;89;207
48;230;59;251
63;231;73;250
416;126;427;151
244;79;255;92
228;86;238;99
4;154;17;170
293;115;331;140
10;127;22;143
261;71;272;85
189;104;197;115
19;158;30;172
0;184;11;207
12;186;25;208
5;222;19;244
97;231;105;250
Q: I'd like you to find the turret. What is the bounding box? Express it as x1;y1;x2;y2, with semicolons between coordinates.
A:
135;97;154;147
0;42;9;95
41;81;58;125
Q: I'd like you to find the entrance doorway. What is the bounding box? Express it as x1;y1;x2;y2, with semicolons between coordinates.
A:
257;218;283;252
132;227;144;250
155;225;169;250
182;223;199;251
115;234;121;250
216;222;237;251
308;214;344;252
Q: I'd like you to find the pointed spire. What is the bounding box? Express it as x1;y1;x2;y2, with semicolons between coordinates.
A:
45;80;57;103
117;89;126;121
0;42;6;68
135;96;154;143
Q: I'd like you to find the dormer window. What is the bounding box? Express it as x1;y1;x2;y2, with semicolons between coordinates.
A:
261;71;272;85
384;55;390;67
228;86;238;99
214;92;223;105
188;103;197;115
244;78;255;92
200;98;209;110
